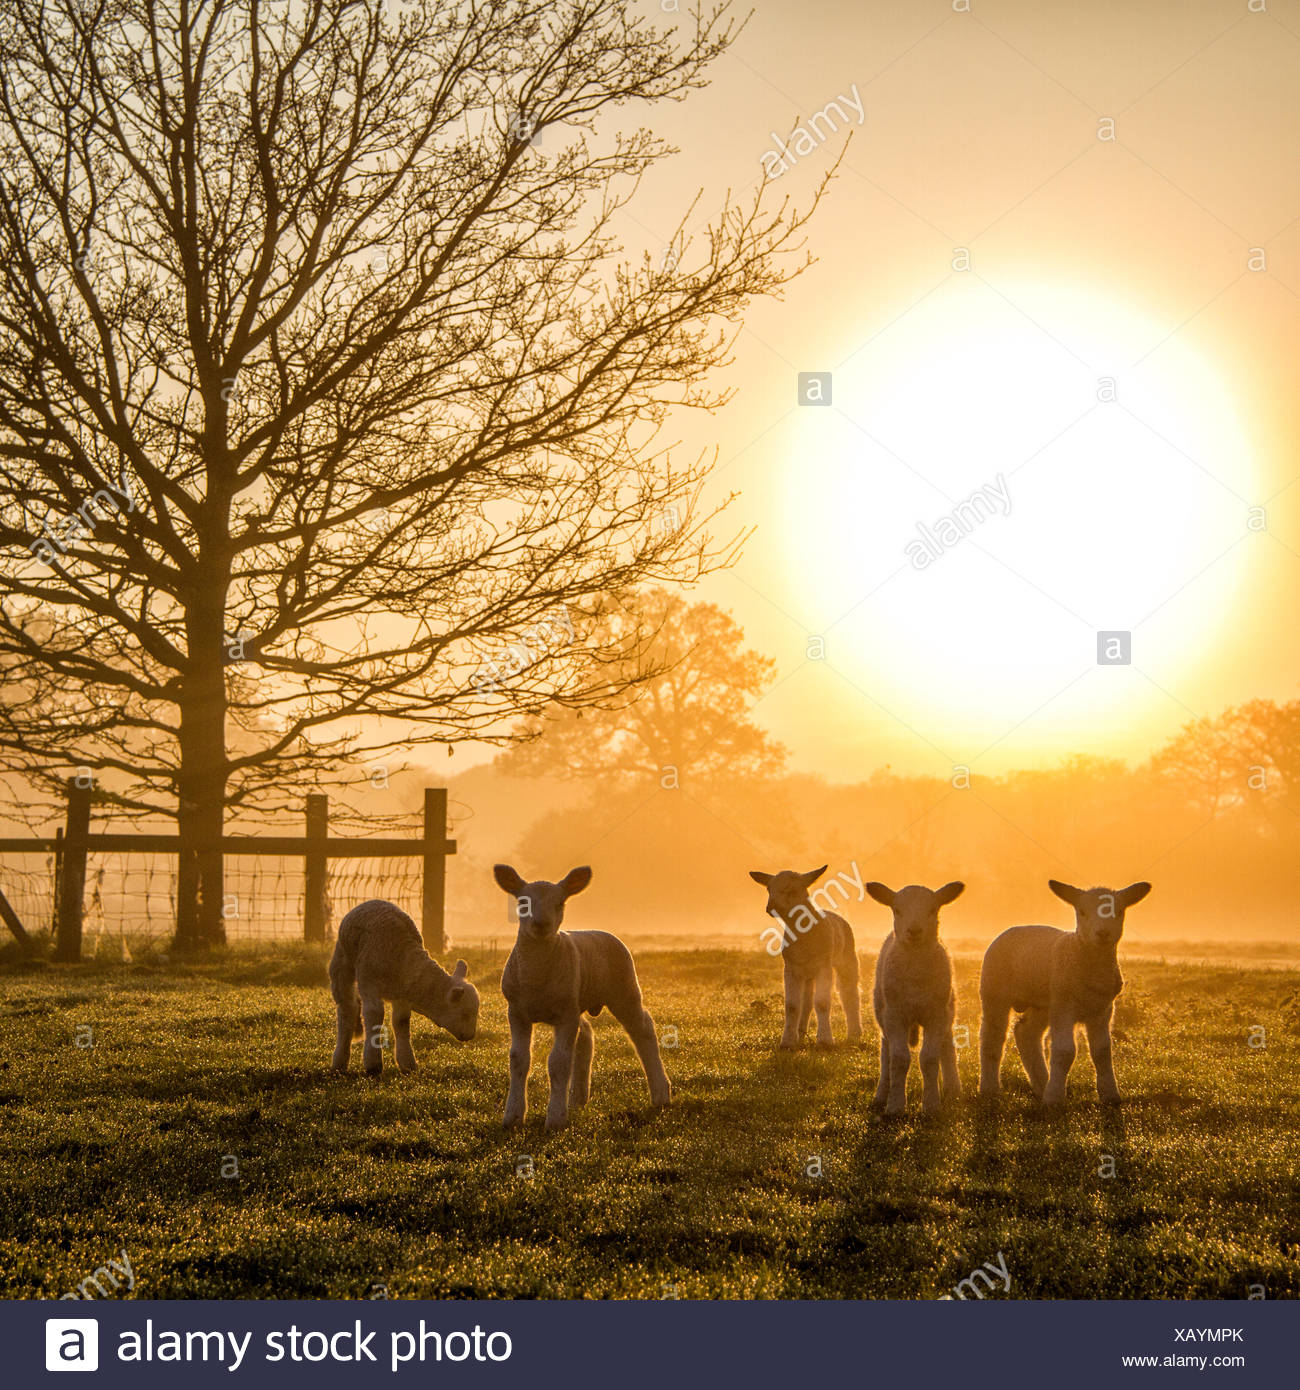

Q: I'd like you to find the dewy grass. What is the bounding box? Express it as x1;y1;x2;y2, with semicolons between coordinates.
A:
0;947;1296;1300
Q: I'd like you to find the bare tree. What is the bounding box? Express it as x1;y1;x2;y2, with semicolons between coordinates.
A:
498;587;787;786
0;0;819;947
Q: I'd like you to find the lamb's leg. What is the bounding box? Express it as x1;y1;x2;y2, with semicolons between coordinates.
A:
885;1023;912;1116
545;1018;580;1130
630;1007;672;1107
837;951;863;1043
978;1000;1010;1097
360;994;386;1078
331;990;359;1073
392;1004;417;1074
797;974;814;1042
919;1028;942;1114
940;1028;961;1100
569;1015;594;1110
870;1033;890;1110
1043;1011;1076;1106
1014;1007;1050;1099
1085;1010;1121;1105
810;966;833;1046
780;964;803;1049
504;1007;533;1129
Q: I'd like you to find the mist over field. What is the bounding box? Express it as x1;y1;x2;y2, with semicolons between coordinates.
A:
436;767;1300;956
394;591;1300;956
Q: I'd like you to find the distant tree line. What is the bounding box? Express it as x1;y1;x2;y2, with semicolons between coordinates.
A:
474;591;1300;940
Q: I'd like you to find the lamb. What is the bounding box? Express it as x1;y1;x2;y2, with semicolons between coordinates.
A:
492;864;671;1130
329;899;479;1075
748;867;862;1048
865;880;965;1115
978;879;1151;1106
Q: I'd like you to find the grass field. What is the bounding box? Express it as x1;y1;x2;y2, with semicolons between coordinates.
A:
1;945;1297;1300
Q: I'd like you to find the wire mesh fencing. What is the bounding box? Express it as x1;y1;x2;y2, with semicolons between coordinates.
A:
0;849;426;946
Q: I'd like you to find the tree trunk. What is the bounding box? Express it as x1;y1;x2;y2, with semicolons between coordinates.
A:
172;601;229;952
174;777;225;952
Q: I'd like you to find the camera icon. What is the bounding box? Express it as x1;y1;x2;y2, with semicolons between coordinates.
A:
46;1318;99;1372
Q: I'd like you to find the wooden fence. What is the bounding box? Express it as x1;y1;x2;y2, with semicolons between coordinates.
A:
0;783;456;961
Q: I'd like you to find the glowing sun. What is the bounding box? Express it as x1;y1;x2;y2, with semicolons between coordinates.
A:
779;278;1258;758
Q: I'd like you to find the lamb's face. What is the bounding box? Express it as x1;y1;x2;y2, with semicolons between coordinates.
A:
515;880;569;937
748;866;827;920
418;959;479;1039
866;881;965;946
1048;880;1152;947
493;863;592;939
443;966;480;1041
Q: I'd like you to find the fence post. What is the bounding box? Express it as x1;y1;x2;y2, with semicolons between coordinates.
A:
0;885;32;954
54;780;91;962
304;792;329;943
51;826;63;935
422;787;447;956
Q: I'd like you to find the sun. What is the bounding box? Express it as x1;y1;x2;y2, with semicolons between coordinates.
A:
777;277;1259;761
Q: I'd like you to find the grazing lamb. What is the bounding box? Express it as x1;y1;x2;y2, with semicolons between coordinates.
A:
978;879;1151;1106
329;899;479;1075
493;864;671;1130
748;867;862;1048
865;881;965;1115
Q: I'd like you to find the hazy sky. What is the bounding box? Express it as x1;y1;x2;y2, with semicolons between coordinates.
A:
586;0;1300;782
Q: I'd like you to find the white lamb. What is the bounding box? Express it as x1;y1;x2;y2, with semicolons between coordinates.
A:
493;864;671;1130
329;899;479;1075
748;866;862;1048
978;879;1151;1106
865;880;965;1115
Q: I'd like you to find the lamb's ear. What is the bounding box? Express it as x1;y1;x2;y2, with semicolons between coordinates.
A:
493;864;525;896
865;882;895;908
1048;879;1082;907
749;870;773;887
1116;881;1152;909
560;865;593;898
800;865;829;888
451;959;468;983
933;880;965;907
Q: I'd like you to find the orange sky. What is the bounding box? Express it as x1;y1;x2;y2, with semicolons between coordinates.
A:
570;0;1300;782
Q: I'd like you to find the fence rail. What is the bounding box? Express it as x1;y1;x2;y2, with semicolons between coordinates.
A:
0;783;456;960
0;836;458;855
